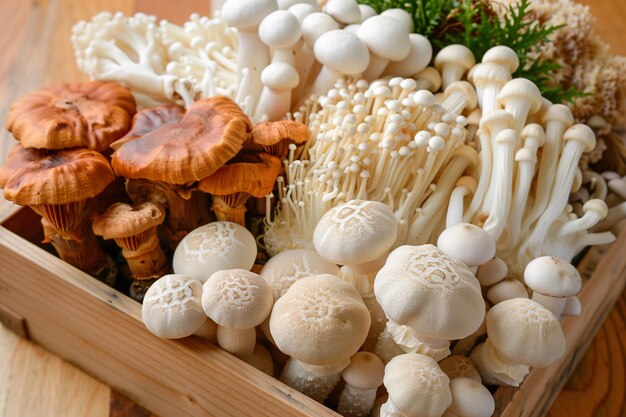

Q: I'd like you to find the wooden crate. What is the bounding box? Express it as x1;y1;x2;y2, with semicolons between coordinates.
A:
0;206;624;417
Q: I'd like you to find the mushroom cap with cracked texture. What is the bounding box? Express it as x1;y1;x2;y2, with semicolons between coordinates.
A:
524;256;581;297
486;298;566;367
173;221;257;283
260;249;341;300
142;274;206;339
313;199;397;265
269;274;370;366
375;244;485;341
202;269;273;329
384;353;452;417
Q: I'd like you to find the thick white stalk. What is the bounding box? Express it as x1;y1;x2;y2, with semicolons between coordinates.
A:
216;326;256;360
236;29;270;101
309;66;342;97
280;358;348;403
531;292;566;318
338;385;378;417
464;130;491;223
446;178;476;228
362;54;390;81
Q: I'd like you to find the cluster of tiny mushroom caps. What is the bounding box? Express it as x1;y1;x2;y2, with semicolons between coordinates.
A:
0;0;625;416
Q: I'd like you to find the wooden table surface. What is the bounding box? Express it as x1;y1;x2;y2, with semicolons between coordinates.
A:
0;0;624;416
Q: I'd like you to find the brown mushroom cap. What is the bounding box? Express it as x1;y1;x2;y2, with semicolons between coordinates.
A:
92;202;165;239
6;81;136;151
197;152;282;197
110;105;185;150
111;97;252;185
248;120;310;159
0;144;42;188
2;146;115;206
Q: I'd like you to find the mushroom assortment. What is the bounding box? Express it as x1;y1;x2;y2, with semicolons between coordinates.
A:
0;1;625;416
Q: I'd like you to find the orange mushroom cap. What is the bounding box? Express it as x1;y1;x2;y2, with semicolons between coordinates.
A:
111;96;252;185
6;81;136;151
110;105;185;150
198;152;282;198
248;120;310;159
92;202;166;239
1;146;115;206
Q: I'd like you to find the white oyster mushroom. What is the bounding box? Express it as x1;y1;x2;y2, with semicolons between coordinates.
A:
374;245;485;362
381;353;452;417
356;15;411;80
173;221;257;283
434;45;476;90
202;269;273;360
442;378;495;417
470;298;566;386
142;274;206;339
270;274;370;402
324;0;362;25
338;352;385;417
384;34;432;78
524;256;582;318
260;248;340;300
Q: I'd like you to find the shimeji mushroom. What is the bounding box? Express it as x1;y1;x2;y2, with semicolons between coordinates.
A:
470;63;511;116
92;202;168;300
384;34;432;78
270;274;370;402
202;269;273;360
142;274;206;339
337;352;385;417
414;67;442;92
434;45;476;90
254;62;300;122
446;177;477;228
523;256;582;318
112;97;251;245
380;8;414;33
470;298;566;386
441;81;478;115
439;355;481;382
437;223;496;268
374;245;485;362
173;221;257;283
442;378;495;417
380;353;452;417
358;4;377;21
259;10;302;65
356;15;411;81
486;279;529;305
497;78;542;135
0;146;114;276
323;0;361;25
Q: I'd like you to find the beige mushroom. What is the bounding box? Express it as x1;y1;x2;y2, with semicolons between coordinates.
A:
437;223;496;268
442;378;495;417
438;355;481;382
380;353;452;417
486;279;529;305
524;256;582;318
338;352;385;417
270;274;370;402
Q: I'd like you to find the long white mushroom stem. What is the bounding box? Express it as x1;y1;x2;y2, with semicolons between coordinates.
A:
464;130;492;223
446;177;477;228
280;358;349;403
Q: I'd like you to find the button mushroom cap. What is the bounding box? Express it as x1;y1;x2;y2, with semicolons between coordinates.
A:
202;269;273;329
444;378;495;417
172;221;257;283
269;274;370;366
475;257;508;287
434;45;476;89
357;15;411;62
260;249;341;300
324;0;361;24
342;351;385;391
437;223;496;267
358;4;377;21
6;81;136;151
374;244;485;341
313;199;398;265
524;256;582;317
486;279;529;305
301;12;340;47
481;45;519;73
381;8;414;33
383;353;452;417
221;0;278;29
142;274;206;339
384;33;432;78
261;62;300;90
259;10;302;50
314;30;370;75
487;298;566;367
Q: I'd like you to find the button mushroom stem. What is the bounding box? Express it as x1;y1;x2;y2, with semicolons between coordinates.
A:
446;176;478;228
337;352;385;417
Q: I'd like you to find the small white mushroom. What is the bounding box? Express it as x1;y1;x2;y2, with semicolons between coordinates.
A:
324;0;362;25
358;4;378;21
380;353;452;417
259;10;302;65
439;355;481;382
414;66;442;92
309;30;370;97
338;352;385;417
381;8;414;33
142;274;206;339
254;62;299;122
270;274;370;402
486;279;529;305
497;78;542;135
434;45;476;90
446;176;478;228
442;378;495;417
437;223;496;268
470;298;566;386
470;63;511;115
173;221;257;283
561;295;582;317
277;0;316;8
356;15;411;81
202;269;273;360
475;257;508;288
384;34;432;78
524;256;582;318
441;81;478;115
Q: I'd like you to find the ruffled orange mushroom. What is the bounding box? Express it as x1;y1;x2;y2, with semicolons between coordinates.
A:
0;145;114;275
93;202;168;300
6;81;136;151
111;97;252;245
198;152;282;225
248;120;310;160
110;104;185;150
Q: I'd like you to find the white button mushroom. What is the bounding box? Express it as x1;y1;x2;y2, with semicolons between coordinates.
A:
524;256;582;318
381;8;414;33
254;62;300;122
173;221;257;283
437;223;496;267
384;33;432;78
338;351;385;417
358;4;378;21
380;353;452;417
470;298;566;386
356;15;411;80
374;245;485;361
324;0;362;25
270;274;370;402
202;269;273;360
442;378;495;417
259;10;302;65
309;30;370;97
434;45;476;90
142;274;206;339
